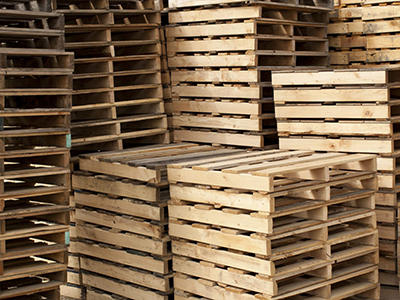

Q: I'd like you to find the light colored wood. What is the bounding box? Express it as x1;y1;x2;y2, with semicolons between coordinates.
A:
79;159;159;184
77;224;168;256
172;240;273;275
368;35;400;49
72;174;159;202
172;100;261;115
274;89;389;102
173;256;277;295
364;20;400;34
82;273;168;300
363;6;400;21
367;49;400;63
169;204;271;233
279;137;393;154
172;85;261;99
375;192;397;206
76;208;164;238
169;6;261;24
81;257;170;291
168;55;256;68
168;39;256;53
72;241;169;274
169;0;253;8
74;192;164;221
275;105;390;119
277;121;391;136
166;22;256;38
174;276;255;300
376;157;396;172
170;184;272;211
173;130;266;148
173;115;262;131
171;70;260;83
272;70;386;85
327;21;363;35
168;167;273;192
169;223;270;255
60;285;81;299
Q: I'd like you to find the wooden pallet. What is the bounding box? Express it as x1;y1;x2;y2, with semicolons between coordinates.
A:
173;265;378;300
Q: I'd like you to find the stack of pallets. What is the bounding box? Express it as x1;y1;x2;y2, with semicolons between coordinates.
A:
0;0;73;298
329;0;400;67
167;0;332;148
272;68;400;288
72;143;235;300
168;149;380;299
54;0;169;160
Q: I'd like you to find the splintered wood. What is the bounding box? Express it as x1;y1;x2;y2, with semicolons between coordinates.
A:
0;0;73;299
167;149;380;299
167;0;331;148
72;143;244;300
329;0;400;67
272;68;400;289
54;0;169;161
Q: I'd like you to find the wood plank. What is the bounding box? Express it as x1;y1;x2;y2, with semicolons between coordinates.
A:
273;89;389;102
72;174;159;202
172;100;261;115
173;256;277;295
171;70;260;83
169;223;270;255
170;184;272;211
77;225;169;256
173;115;262;131
168;55;256;68
277;121;392;136
169;204;271;233
174;276;255;300
279;137;393;154
168;39;256;53
172;240;273;275
272;70;386;85
172;85;262;99
275;105;390;119
74;192;164;221
76;209;165;238
166;22;256;38
173;129;268;148
82;273;168;300
169;7;261;24
73;241;170;274
81;257;171;292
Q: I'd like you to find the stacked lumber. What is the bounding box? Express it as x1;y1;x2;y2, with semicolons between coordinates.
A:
54;0;169;159
168;149;380;299
72;143;233;300
329;0;400;67
272;68;400;288
0;0;73;298
167;0;332;148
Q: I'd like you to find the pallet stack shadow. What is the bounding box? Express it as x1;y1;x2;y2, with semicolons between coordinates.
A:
167;0;332;148
54;0;169;161
272;68;400;288
71;143;235;300
168;149;380;299
0;0;73;298
329;0;400;67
